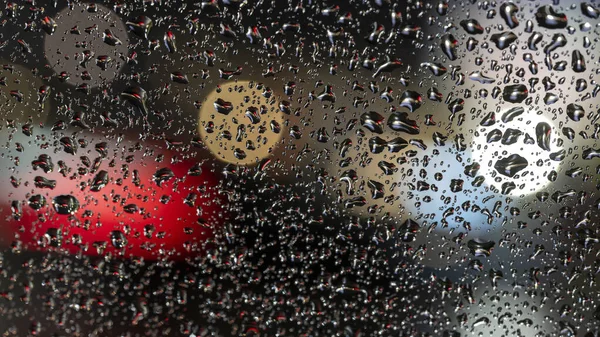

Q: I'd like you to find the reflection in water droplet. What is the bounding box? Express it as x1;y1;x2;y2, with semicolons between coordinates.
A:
460;19;484;34
535;5;568;29
502;84;528;103
52;195;80;215
440;34;458;60
126;15;153;39
535;122;552;151
110;230;128;249
572;50;586;73
360;111;385;134
494;154;528;178
467;239;495;257
490;31;518;50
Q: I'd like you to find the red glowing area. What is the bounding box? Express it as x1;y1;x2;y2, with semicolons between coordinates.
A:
0;153;225;260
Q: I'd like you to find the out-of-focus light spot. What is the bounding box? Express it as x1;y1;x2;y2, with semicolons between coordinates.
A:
44;3;129;88
471;113;561;196
198;80;284;165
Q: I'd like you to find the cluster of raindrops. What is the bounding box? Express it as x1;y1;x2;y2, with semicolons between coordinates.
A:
0;0;599;336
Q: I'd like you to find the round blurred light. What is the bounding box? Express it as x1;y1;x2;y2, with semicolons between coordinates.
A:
198;81;284;165
0;61;50;124
471;113;561;196
44;3;129;88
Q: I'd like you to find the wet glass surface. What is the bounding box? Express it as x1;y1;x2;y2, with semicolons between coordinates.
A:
0;0;599;336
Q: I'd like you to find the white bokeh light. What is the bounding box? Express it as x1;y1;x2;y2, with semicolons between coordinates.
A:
471;112;561;196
